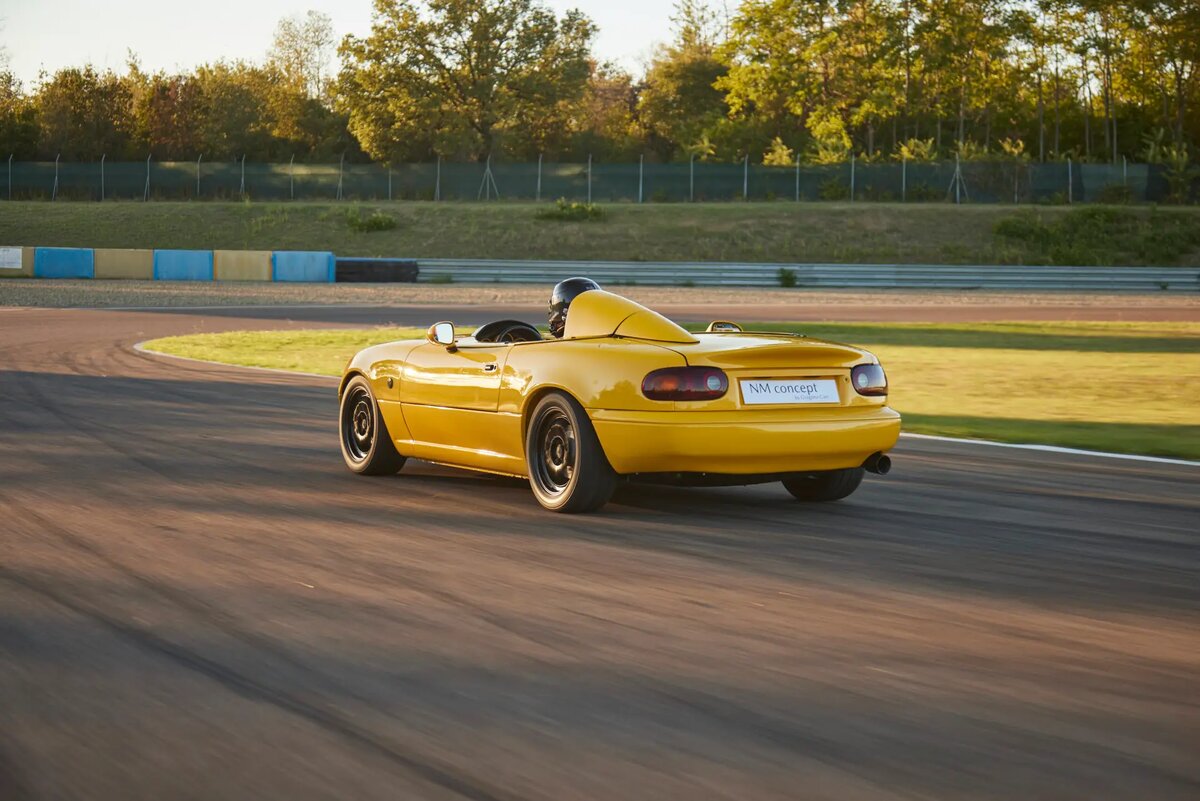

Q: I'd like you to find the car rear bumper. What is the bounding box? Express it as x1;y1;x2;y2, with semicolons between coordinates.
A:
590;407;901;475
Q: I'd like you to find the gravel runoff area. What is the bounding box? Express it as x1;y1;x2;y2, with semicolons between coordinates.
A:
2;278;1200;316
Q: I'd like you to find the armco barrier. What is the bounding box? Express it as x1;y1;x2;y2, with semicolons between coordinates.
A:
273;251;335;282
94;248;153;280
413;259;1200;292
215;250;272;281
34;247;94;279
154;250;213;281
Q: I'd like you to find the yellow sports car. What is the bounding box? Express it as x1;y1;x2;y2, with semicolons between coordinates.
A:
338;288;900;512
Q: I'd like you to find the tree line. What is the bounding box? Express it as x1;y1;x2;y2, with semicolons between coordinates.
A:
0;0;1197;168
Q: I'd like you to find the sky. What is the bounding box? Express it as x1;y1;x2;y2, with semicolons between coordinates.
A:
0;0;680;86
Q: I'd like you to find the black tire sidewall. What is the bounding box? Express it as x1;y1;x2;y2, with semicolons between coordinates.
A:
339;376;403;475
525;392;614;512
781;467;865;502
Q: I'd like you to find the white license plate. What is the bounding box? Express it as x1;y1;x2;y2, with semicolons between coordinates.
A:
739;378;840;405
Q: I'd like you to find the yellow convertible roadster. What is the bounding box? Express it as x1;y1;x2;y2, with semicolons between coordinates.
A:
338;290;900;512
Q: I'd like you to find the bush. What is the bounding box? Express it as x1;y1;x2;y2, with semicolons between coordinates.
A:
345;209;398;232
537;198;606;221
819;177;850;201
1096;184;1134;204
993;206;1200;265
777;268;797;288
906;182;941;202
993;212;1050;246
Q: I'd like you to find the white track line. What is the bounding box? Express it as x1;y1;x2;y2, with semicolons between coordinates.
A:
134;342;1198;468
900;432;1199;467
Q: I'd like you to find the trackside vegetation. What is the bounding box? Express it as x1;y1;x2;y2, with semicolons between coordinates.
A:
143;321;1200;460
4;0;1199;180
3;202;1199;266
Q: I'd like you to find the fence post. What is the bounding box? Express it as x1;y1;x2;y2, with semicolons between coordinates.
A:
633;153;643;203
435;155;441;201
387;164;392;201
1122;155;1127;186
290;154;295;200
53;153;59;201
742;154;748;200
901;155;907;202
144;153;151;201
1067;157;1072;204
100;154;105;202
689;154;694;202
955;154;961;204
196;154;202;198
337;152;344;201
536;153;542;202
7;154;11;200
587;154;592;204
795;153;800;202
239;154;247;198
849;153;855;202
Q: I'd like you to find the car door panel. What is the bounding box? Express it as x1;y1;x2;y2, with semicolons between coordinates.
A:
400;342;520;469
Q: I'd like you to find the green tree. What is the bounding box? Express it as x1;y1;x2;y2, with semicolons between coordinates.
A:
638;0;729;160
718;0;820;140
339;0;595;161
34;66;135;159
127;69;205;160
191;62;280;159
0;72;39;159
571;62;641;160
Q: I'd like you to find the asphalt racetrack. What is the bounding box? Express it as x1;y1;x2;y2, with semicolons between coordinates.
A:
1;304;1198;801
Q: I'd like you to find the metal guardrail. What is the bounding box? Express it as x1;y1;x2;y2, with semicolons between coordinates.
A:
415;259;1200;292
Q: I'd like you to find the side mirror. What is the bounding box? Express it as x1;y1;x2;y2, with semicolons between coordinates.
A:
427;321;456;349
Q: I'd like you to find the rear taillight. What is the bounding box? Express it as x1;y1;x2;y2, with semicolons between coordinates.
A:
851;363;887;396
642;367;729;401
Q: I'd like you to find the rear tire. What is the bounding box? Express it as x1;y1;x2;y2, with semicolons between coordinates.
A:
525;392;616;513
339;375;406;476
781;467;864;502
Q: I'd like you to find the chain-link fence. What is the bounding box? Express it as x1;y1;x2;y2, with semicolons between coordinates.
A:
3;157;1193;203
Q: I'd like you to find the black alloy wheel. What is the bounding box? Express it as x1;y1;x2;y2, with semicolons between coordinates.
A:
339;375;406;475
525;392;616;512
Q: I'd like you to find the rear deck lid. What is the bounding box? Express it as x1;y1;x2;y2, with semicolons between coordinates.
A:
666;332;870;370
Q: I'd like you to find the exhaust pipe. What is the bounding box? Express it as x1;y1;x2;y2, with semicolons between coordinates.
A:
863;452;892;475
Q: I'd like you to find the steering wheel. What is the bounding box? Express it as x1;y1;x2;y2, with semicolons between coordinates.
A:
472;320;543;343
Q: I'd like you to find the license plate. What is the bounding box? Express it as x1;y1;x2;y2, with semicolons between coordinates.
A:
739;378;840;405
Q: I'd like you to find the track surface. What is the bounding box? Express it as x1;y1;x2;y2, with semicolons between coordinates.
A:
1;306;1197;801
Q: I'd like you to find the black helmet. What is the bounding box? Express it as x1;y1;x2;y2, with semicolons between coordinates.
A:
548;277;600;338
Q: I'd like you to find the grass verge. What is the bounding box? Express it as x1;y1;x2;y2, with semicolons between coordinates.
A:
3;201;1199;266
142;321;1200;460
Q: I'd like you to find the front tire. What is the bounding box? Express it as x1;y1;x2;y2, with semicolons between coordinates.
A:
339;375;406;476
525;392;616;513
781;467;864;502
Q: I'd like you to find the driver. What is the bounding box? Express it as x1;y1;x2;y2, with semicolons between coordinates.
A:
548;277;601;338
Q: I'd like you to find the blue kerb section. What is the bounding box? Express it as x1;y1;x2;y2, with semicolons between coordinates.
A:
154;250;213;281
272;251;336;282
34;248;94;279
